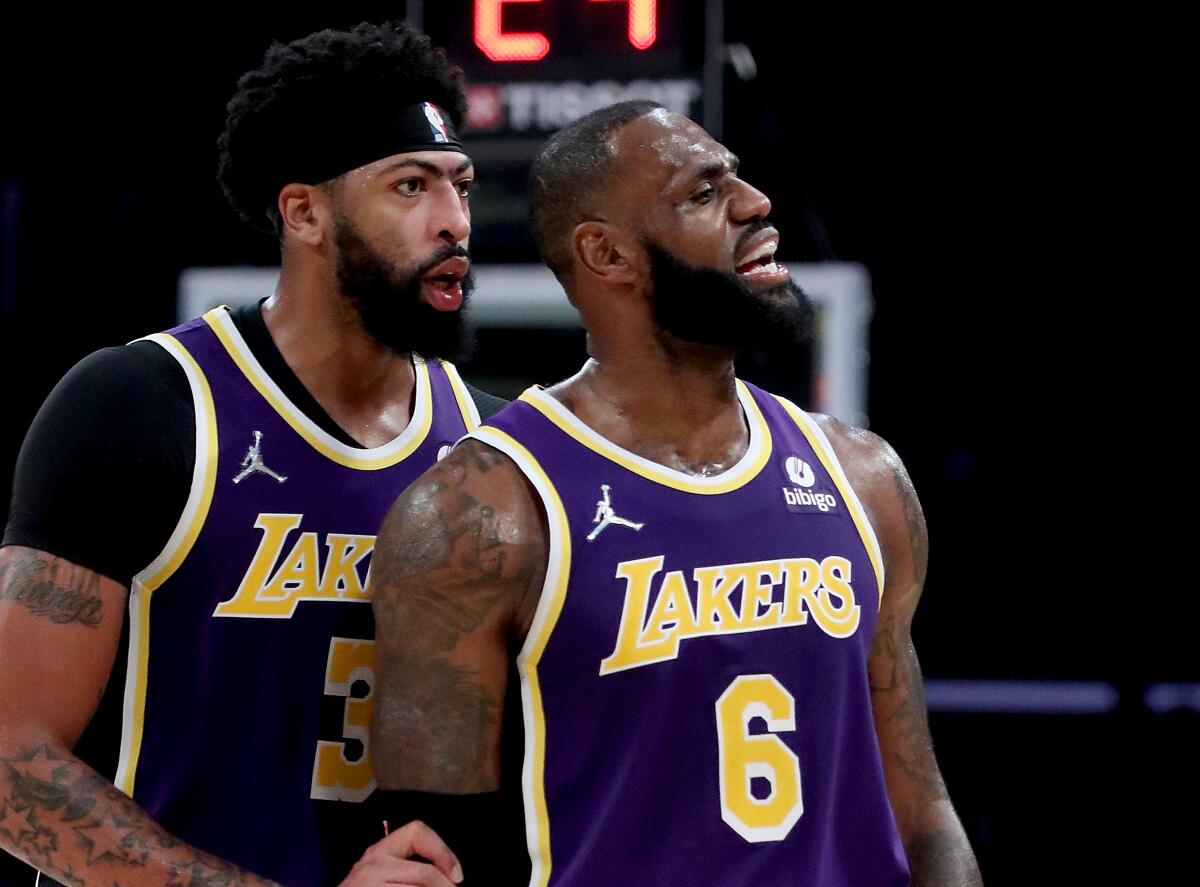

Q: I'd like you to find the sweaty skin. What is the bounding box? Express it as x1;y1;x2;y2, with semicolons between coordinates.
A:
370;110;982;885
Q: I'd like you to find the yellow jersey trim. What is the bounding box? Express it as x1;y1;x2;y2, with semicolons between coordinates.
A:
442;361;482;431
517;382;772;494
115;332;219;796
203;307;432;470
466;426;571;887
773;395;886;605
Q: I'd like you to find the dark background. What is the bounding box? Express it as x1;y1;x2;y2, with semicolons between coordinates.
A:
0;3;1185;882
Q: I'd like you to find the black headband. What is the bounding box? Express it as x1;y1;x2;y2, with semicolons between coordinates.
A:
274;101;464;195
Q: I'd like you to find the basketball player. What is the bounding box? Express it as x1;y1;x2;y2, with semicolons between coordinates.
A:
0;22;502;886
368;102;984;885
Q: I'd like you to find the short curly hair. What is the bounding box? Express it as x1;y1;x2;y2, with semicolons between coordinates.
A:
218;21;467;234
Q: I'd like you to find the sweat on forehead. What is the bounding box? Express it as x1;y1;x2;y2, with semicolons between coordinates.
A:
608;110;725;172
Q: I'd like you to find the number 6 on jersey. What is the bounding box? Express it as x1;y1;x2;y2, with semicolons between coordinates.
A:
716;674;803;842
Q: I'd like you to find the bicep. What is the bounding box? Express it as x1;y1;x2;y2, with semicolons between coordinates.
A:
0;546;127;748
370;441;545;793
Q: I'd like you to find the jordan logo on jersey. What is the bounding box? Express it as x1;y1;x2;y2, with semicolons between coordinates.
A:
213;514;375;618
233;430;287;484
587;485;644;541
600;553;861;674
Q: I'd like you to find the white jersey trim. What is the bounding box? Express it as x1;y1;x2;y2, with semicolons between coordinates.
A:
465;426;572;887
204;307;432;469
517;381;771;495
773;394;886;603
115;332;219;797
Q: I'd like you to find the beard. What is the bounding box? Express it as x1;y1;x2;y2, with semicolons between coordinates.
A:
644;238;813;354
333;214;474;363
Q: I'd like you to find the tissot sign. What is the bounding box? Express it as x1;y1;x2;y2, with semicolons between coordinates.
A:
414;0;720;138
411;0;721;248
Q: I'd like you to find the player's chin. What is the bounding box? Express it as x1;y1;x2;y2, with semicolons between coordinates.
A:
746;278;800;312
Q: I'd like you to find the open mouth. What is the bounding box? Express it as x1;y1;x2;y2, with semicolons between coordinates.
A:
734;238;788;282
421;257;469;311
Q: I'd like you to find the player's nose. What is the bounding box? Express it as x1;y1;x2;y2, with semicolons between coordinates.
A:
434;186;470;245
731;178;772;223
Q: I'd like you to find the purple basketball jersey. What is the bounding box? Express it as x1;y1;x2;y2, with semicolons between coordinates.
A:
472;381;909;886
112;307;479;885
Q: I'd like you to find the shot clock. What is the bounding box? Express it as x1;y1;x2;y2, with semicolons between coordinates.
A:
410;0;723;253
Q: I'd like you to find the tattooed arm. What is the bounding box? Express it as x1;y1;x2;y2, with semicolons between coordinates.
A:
371;439;545;793
816;418;984;887
0;547;465;887
0;546;281;886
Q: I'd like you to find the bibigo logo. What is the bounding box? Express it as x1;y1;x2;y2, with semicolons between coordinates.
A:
781;455;838;513
785;455;815;487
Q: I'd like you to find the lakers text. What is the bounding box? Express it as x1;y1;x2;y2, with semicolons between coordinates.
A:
600;554;860;674
214;513;375;618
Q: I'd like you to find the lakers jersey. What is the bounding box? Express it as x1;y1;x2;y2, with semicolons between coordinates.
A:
472;381;909;886
113;307;480;885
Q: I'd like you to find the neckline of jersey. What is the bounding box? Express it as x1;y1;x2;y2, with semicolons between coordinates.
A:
203;306;433;470
517;381;772;495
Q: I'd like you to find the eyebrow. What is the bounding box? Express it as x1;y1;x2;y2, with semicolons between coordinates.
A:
693;154;740;182
380;157;475;178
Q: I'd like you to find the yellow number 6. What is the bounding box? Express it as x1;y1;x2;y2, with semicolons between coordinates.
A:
715;674;803;842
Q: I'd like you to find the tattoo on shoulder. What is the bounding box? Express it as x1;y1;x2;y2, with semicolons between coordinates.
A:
445;438;509;475
0;553;104;628
372;440;538;791
378;439;532;640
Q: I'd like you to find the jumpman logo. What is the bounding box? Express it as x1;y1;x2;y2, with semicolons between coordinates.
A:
587;485;644;542
233;431;287;484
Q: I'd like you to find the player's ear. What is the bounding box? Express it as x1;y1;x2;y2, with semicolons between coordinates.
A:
573;222;639;285
278;183;332;246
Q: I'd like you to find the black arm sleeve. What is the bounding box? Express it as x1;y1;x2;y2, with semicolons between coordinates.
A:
2;341;195;585
370;790;530;885
465;382;509;422
371;660;528;884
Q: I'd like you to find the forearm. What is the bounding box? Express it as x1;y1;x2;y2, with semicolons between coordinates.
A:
902;799;983;887
870;630;982;886
0;738;278;887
